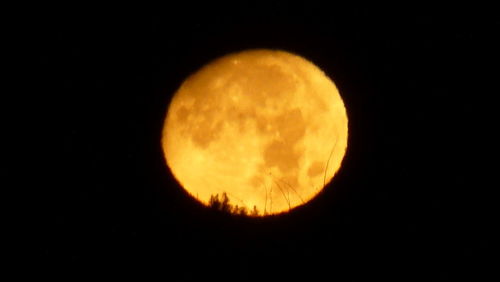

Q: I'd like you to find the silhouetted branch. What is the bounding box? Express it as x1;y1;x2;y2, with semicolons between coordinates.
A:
324;137;339;188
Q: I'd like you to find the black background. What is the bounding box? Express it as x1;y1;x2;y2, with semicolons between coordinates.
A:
32;3;495;280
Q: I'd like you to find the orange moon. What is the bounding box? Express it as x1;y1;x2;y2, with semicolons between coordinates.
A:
162;49;348;216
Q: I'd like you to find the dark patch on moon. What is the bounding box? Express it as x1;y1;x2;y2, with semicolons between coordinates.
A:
307;161;324;177
263;139;300;172
176;106;190;123
262;108;306;177
191;120;224;149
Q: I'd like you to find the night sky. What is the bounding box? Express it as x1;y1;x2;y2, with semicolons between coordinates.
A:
33;4;494;280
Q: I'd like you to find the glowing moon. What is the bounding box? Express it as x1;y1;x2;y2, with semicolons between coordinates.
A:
162;49;348;216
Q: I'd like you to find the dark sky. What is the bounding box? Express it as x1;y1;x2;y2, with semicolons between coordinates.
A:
33;4;495;280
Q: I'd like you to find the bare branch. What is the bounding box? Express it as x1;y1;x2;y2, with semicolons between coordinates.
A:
272;177;291;210
279;178;305;204
323;136;339;188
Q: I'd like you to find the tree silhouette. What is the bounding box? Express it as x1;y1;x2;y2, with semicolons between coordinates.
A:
232;205;247;215
251;205;259;216
208;194;222;210
208;192;259;216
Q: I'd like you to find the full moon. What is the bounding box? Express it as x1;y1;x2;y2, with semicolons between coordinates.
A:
162;49;348;216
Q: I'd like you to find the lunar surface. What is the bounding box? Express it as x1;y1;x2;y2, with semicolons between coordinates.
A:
162;49;348;216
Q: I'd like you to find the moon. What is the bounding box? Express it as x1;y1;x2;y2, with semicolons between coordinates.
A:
162;49;348;216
